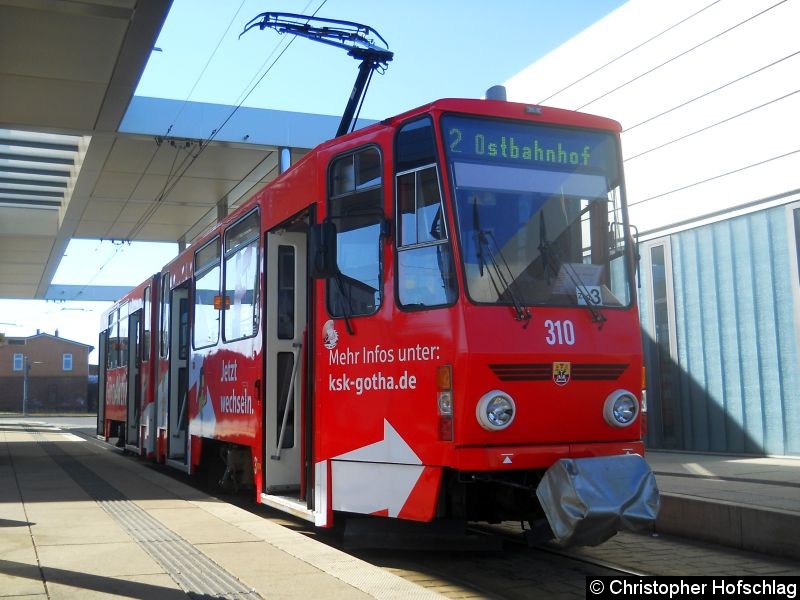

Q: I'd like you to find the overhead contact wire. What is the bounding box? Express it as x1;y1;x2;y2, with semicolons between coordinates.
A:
125;0;329;241
539;0;723;104
576;0;790;111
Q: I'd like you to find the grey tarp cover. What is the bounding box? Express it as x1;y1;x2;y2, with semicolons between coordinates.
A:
535;453;660;547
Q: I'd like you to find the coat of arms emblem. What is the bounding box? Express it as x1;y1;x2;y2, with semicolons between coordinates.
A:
553;362;571;386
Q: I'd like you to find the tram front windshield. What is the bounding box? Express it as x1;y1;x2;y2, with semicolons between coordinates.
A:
442;115;632;310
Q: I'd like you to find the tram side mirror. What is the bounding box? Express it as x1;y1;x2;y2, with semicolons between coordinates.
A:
629;224;640;263
309;220;339;279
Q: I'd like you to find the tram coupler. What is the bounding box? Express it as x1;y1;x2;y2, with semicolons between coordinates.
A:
523;519;555;546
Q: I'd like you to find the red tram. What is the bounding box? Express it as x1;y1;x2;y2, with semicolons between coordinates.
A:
99;95;659;546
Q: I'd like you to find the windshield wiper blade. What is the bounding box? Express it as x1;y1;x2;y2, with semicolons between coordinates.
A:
472;200;529;323
473;201;486;278
562;261;607;327
538;213;556;285
539;213;606;328
478;229;531;323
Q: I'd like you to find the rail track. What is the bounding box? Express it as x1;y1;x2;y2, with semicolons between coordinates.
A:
257;514;647;599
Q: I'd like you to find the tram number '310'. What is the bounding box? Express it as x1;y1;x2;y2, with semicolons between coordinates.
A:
544;319;575;346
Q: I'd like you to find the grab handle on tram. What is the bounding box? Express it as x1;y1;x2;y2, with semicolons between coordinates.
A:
271;342;302;460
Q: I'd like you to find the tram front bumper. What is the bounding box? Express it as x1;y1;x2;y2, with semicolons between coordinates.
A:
535;453;660;547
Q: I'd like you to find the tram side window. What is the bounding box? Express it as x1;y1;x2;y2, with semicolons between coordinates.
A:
395;118;457;308
327;147;383;317
142;286;151;362
194;238;221;349
159;273;170;358
119;305;129;367
106;311;119;369
223;211;259;341
277;245;295;340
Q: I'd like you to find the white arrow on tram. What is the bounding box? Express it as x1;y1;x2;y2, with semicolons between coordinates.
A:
331;419;425;517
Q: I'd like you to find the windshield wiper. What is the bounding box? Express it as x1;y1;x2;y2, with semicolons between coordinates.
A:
539;213;607;328
477;230;531;323
539;213;556;285
472;201;530;322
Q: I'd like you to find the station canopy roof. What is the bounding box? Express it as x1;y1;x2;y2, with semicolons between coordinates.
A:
0;0;345;301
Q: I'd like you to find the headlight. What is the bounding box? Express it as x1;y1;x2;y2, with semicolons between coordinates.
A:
603;389;639;427
476;390;516;431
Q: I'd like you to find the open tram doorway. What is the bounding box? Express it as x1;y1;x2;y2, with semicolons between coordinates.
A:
262;218;311;515
125;310;142;451
97;330;107;436
167;284;190;467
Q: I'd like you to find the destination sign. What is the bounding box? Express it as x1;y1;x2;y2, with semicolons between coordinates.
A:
441;115;618;176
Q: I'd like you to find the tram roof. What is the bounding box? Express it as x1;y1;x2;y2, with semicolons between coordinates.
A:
0;1;356;302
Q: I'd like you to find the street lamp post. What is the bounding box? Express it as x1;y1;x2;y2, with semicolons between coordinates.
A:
22;354;30;416
21;355;42;416
22;354;47;416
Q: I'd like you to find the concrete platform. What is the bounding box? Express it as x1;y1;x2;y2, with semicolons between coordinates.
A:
3;416;799;599
648;450;800;560
0;419;447;600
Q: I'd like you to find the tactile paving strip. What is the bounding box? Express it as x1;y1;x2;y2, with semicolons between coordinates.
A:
29;428;262;599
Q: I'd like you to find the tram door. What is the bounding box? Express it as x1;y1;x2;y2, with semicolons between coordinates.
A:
126;311;141;448
168;286;190;463
97;331;107;436
264;229;307;493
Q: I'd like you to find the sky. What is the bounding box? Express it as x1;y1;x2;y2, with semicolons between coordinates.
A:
0;0;627;362
134;0;627;120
